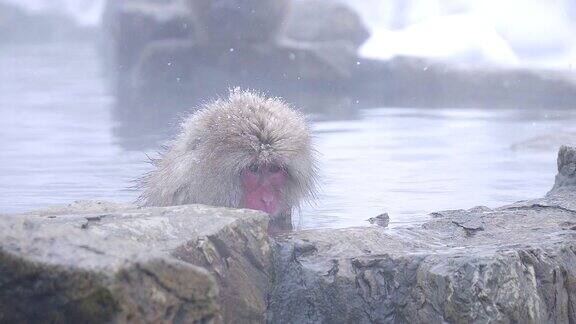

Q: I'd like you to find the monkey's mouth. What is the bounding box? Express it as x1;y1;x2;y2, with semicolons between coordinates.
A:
242;189;280;215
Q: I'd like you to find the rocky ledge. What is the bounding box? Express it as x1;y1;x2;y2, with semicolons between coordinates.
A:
1;146;575;323
0;203;271;323
269;146;576;323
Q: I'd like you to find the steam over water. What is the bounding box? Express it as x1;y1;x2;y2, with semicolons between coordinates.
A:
2;42;575;228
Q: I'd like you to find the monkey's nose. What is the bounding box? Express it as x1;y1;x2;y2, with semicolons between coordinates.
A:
261;195;274;208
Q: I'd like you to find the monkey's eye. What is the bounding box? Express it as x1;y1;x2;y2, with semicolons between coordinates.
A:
269;165;282;173
248;164;259;173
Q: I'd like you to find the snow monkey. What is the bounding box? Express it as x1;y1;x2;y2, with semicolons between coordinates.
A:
139;89;318;232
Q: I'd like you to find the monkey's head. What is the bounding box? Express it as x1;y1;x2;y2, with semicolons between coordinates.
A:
140;89;317;224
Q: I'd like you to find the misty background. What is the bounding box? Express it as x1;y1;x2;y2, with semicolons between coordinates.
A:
4;0;576;67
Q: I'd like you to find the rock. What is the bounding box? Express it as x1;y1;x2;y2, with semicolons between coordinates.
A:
123;47;576;116
130;38;356;92
101;0;576;111
284;0;369;49
351;56;576;109
0;202;271;323
101;0;291;80
367;213;390;228
552;145;576;191
189;0;291;45
104;0;576;111
101;0;194;83
268;146;576;323
102;0;367;89
280;0;369;79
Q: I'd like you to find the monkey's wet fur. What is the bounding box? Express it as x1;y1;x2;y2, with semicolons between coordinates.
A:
139;89;318;232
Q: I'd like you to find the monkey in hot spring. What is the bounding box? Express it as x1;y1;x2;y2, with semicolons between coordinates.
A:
139;89;318;232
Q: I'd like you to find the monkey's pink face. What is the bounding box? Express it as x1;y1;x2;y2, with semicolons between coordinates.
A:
241;164;288;215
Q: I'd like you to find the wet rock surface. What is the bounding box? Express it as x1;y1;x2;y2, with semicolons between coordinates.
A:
553;146;576;191
268;146;576;323
0;203;270;323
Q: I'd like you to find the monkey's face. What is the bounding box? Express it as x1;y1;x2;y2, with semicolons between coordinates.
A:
240;163;288;215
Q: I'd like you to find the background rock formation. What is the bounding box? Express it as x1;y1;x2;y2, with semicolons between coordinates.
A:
101;0;576;117
101;0;370;92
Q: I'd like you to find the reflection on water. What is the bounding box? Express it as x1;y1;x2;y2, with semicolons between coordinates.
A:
1;42;575;229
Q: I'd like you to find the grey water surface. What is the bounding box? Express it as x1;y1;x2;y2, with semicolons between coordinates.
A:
1;42;575;229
